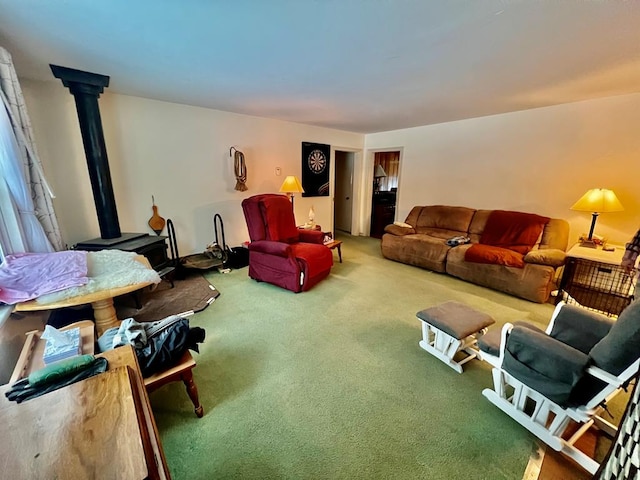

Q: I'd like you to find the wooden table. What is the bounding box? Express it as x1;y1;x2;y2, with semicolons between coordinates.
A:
14;255;156;336
0;345;170;479
325;240;343;263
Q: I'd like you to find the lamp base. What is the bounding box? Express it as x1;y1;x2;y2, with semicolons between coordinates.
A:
578;238;598;248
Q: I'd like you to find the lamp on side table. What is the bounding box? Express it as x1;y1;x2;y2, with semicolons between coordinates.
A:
570;188;624;248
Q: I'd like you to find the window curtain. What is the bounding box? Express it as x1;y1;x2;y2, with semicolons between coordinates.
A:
0;46;63;254
373;151;400;192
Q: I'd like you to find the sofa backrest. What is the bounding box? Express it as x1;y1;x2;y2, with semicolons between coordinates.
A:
406;206;569;251
406;205;476;239
468;210;491;243
539;218;570;251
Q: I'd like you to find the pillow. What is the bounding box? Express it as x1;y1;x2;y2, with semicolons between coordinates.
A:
523;249;566;268
394;221;413;228
384;224;415;236
464;244;525;268
480;210;550;254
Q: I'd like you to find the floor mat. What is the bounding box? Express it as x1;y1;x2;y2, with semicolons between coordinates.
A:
114;271;220;323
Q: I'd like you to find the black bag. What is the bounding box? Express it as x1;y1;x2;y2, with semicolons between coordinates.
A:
226;246;249;269
136;317;205;377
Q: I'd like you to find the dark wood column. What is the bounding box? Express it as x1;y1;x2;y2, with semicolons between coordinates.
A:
50;64;121;239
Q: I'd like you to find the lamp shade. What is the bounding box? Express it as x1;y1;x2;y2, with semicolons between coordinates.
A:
570;189;624;213
374;164;387;178
279;175;304;194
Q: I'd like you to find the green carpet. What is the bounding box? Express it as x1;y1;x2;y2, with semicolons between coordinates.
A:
150;234;556;479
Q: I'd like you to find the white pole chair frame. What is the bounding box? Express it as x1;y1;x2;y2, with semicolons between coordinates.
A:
481;301;640;475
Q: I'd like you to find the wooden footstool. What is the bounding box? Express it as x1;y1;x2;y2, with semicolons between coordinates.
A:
416;301;495;373
144;350;204;417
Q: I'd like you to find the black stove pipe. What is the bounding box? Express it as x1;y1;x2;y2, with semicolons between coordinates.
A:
50;64;121;239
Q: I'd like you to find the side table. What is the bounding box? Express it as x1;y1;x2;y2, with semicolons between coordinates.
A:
325;240;343;263
558;244;635;316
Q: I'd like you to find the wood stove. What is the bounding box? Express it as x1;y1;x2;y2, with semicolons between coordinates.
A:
51;65;169;270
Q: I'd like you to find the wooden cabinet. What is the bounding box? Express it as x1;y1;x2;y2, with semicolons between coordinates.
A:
370;191;396;239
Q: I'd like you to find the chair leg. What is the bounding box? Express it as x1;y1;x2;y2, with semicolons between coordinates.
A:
181;369;204;418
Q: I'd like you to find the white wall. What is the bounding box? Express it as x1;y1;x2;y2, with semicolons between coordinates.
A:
365;93;640;246
22;79;364;255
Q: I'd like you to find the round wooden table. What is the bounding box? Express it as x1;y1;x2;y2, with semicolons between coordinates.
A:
15;256;156;336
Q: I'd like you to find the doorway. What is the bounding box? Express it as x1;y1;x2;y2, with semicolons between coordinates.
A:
370;151;400;238
334;150;355;234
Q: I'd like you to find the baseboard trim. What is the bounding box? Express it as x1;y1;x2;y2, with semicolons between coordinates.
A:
523;442;545;480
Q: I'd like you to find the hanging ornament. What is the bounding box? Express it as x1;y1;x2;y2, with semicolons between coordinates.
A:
231;146;248;191
148;195;166;235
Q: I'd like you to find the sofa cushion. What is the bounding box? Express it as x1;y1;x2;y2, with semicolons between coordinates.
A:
466;210;489;244
446;244;555;303
404;206;424;227
480;210;550;254
414;206;476;235
540;218;570;251
384;224;416;236
523;248;566;268
381;233;450;273
290;243;333;280
465;244;525;268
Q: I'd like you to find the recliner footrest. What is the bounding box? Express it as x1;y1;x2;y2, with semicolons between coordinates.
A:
416;301;495;373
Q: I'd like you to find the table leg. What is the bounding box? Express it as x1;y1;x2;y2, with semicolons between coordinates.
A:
337;244;342;263
181;369;204;418
91;298;120;336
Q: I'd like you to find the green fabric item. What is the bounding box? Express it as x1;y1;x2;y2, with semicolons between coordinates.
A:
28;354;95;387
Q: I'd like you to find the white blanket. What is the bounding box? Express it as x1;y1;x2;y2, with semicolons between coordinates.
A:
37;250;161;304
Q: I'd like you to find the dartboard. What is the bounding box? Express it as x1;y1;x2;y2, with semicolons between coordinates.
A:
308;149;327;174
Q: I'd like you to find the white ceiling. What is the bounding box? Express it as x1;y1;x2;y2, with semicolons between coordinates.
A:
1;1;639;133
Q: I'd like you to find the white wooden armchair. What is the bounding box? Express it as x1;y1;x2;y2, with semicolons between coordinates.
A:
480;300;640;474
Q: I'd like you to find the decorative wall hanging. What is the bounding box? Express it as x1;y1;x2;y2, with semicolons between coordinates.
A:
230;146;248;191
148;195;166;235
301;142;330;197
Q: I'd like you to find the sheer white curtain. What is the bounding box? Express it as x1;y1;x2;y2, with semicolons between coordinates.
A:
0;101;52;252
0;46;62;256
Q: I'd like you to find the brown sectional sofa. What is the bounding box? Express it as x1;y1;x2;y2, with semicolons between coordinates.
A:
381;205;570;303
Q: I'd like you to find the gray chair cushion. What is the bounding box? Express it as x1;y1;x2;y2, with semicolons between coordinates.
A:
503;325;589;407
416;301;495;339
550;304;614;354
477;321;544;357
590;299;640;375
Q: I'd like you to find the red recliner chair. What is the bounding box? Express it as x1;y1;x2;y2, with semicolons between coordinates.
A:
241;194;333;292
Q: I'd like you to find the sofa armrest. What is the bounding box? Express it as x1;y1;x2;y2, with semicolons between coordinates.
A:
502;325;589;406
523;248;566;267
248;240;291;257
298;229;324;244
384;224;416;236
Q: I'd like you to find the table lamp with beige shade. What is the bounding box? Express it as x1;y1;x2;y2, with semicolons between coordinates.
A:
373;164;387;192
570;188;624;248
279;175;304;211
